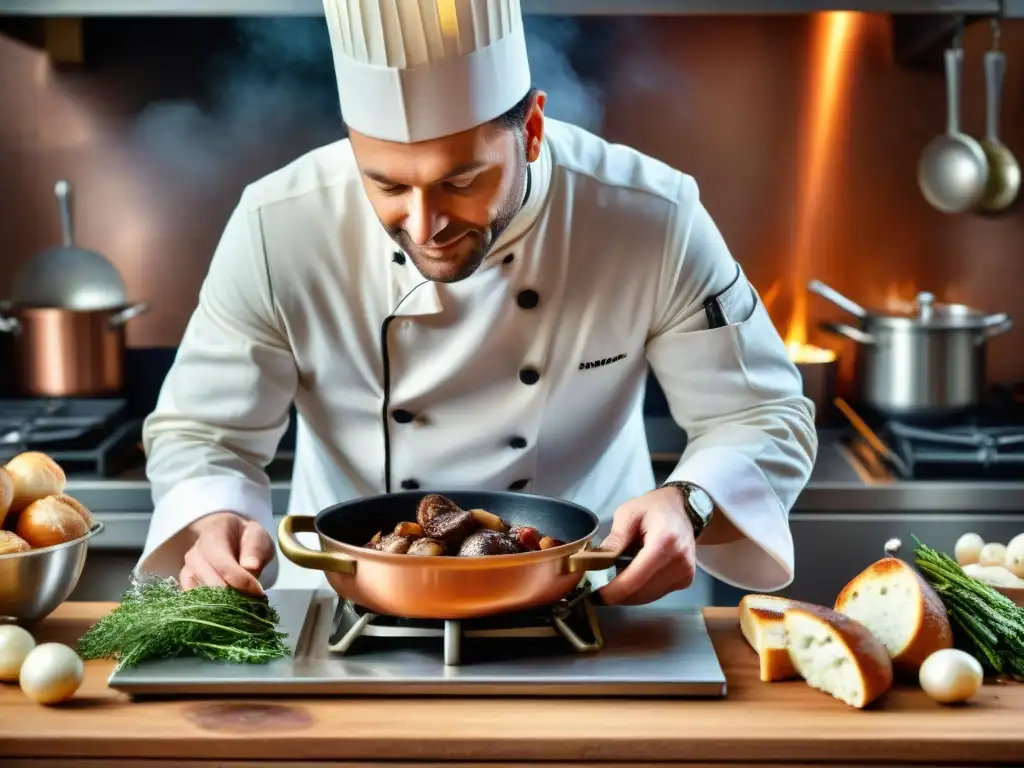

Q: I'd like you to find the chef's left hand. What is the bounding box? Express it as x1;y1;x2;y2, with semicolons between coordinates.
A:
598;487;696;606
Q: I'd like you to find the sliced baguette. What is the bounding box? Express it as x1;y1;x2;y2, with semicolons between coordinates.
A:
784;603;894;709
739;594;799;682
834;557;953;673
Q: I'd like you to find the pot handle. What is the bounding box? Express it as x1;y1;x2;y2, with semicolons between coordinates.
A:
109;301;150;330
820;321;877;346
278;515;357;576
981;313;1013;342
566;539;635;574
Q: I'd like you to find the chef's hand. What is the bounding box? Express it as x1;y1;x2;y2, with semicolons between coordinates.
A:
598;487;696;606
179;512;274;596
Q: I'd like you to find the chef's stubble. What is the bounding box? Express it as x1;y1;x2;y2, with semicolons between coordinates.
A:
389;137;529;284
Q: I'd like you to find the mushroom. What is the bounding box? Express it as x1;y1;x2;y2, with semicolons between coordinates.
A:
407;538;447;556
416;494;478;546
458;529;525;557
510;525;542;551
378;533;415;554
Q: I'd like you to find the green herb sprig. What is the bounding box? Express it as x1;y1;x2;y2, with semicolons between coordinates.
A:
77;574;290;671
911;535;1024;678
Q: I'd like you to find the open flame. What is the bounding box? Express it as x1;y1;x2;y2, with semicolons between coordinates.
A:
777;12;865;366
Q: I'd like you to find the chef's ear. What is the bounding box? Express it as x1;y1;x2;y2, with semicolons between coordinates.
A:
524;90;547;162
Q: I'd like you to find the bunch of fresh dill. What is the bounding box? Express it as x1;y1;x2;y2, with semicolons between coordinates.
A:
77;574;290;671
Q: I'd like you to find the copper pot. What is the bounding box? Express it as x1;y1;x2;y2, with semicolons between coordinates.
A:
0;302;148;397
278;490;626;620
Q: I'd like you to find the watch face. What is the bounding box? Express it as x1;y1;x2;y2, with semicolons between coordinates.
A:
687;486;715;520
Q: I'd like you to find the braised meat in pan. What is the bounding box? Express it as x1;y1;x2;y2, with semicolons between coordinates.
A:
363;493;563;557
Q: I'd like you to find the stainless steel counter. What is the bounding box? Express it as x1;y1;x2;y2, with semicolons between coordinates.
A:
66;420;1024;606
69;420;1024;524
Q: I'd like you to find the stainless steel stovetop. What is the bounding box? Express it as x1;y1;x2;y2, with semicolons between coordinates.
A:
108;589;727;698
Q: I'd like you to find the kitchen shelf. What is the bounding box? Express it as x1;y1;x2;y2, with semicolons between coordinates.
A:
0;0;1020;17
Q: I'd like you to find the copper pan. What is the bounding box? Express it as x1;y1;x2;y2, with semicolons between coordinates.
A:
278;490;627;620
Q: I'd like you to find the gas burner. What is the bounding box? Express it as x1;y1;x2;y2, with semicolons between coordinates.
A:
837;392;1024;481
887;420;1024;479
327;585;603;666
0;398;142;476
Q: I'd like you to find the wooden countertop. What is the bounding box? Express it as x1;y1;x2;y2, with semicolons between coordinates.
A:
1;603;1022;767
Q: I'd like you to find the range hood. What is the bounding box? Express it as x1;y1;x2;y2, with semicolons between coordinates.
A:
1;0;1022;16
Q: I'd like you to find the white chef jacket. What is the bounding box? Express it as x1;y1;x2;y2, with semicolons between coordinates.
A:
138;118;817;594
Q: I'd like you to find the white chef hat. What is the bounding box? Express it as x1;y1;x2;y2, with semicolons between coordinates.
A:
322;0;532;143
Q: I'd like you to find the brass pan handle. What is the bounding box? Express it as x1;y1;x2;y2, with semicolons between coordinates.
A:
566;540;632;573
277;515;357;575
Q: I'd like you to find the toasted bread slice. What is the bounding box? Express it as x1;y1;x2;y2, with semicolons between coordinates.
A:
739;594;799;682
784;603;894;709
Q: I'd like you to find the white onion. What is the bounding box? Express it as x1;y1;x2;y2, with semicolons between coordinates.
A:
1004;533;1024;579
979;542;1007;567
954;533;985;566
0;625;36;682
919;648;983;705
19;642;84;705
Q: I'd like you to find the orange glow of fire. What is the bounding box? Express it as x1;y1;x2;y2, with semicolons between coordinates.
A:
882;280;920;314
782;12;865;366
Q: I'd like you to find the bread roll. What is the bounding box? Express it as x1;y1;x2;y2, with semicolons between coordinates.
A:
53;495;94;528
0;529;32;555
0;466;13;528
784;603;894;709
738;594;799;682
4;452;67;514
15;495;90;549
834;557;953;673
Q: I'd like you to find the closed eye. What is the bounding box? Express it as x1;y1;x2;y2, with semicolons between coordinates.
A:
444;176;477;191
376;183;407;195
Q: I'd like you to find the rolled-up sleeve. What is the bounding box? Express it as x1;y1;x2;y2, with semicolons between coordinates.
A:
138;190;297;588
645;177;817;592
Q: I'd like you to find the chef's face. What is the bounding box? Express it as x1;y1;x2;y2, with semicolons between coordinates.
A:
350;91;546;283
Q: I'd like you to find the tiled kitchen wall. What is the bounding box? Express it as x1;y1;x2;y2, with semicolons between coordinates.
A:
1;13;1023;390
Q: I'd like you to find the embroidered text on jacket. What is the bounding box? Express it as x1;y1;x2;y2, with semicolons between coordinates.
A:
579;353;627;370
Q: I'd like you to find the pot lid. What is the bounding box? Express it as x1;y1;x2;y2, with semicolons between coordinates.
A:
11;246;126;310
869;291;1006;330
10;180;126;310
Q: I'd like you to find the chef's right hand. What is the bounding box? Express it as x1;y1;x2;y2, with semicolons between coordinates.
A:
179;512;274;596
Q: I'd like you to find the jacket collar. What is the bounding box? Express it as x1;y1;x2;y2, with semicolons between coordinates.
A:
488;134;553;258
387;134;553;318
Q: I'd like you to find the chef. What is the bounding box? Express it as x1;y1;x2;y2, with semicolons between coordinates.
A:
137;0;817;604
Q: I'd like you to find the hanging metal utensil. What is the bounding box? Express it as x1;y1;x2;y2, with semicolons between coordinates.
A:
10;180;126;310
977;17;1021;214
918;31;989;214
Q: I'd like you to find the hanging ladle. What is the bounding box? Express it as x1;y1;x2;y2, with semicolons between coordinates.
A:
917;31;989;214
807;280;867;318
977;18;1021;214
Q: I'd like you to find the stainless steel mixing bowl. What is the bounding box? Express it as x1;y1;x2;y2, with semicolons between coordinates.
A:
0;522;104;624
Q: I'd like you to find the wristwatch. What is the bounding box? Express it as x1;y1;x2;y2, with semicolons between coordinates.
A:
662;481;715;539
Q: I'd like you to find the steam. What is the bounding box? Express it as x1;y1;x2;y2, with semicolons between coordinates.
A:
131;15;610;181
131;19;337;183
522;17;606;133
